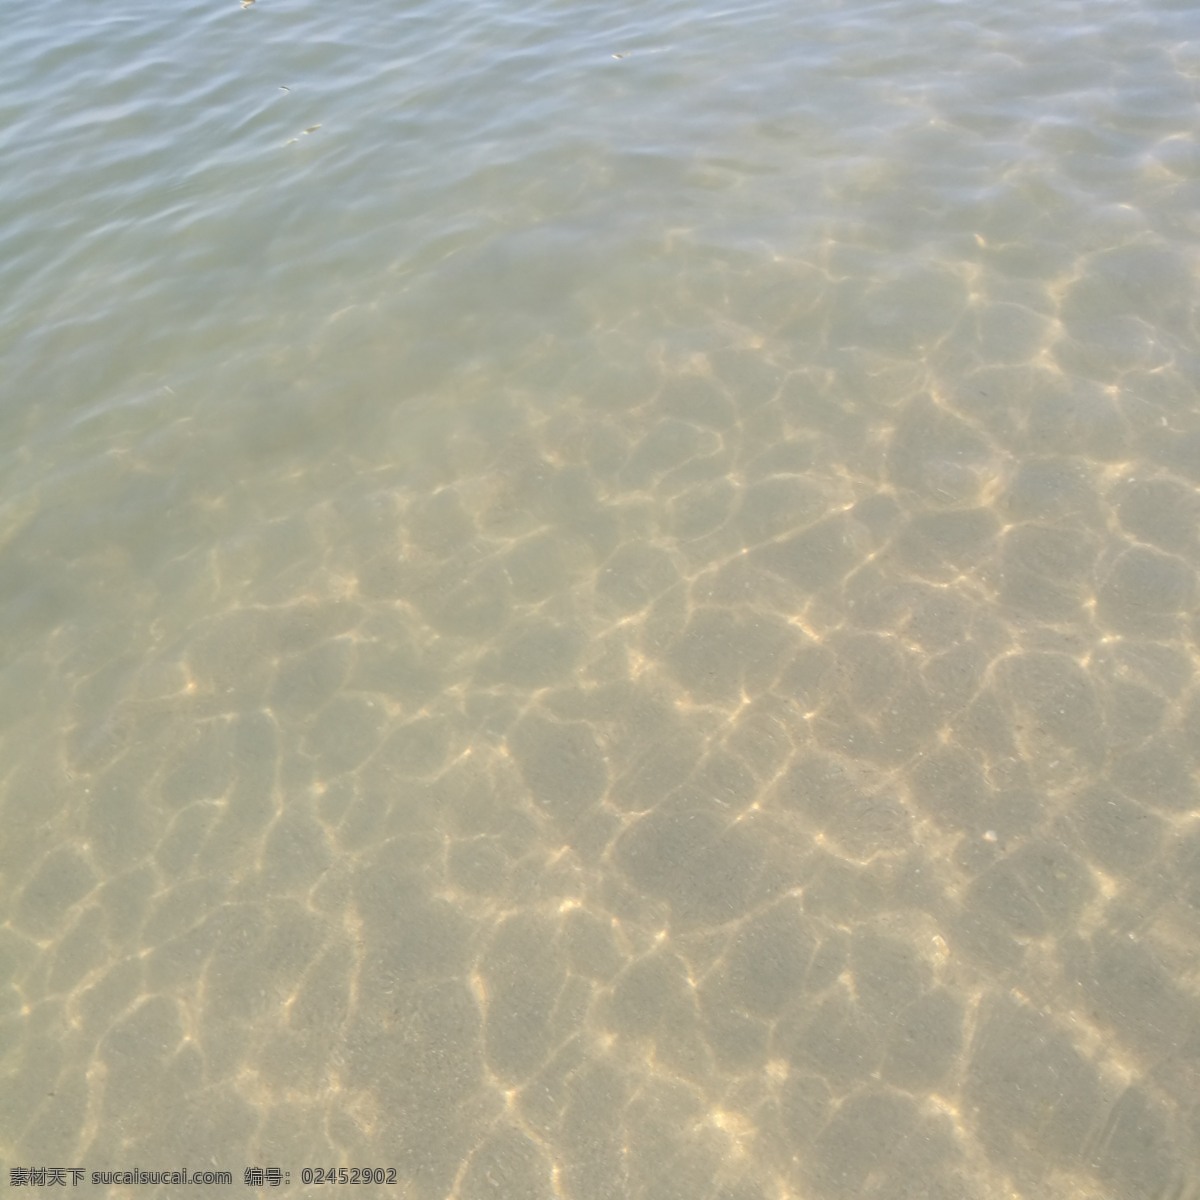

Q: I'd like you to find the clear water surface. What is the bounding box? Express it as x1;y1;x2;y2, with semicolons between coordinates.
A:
1;0;1199;1197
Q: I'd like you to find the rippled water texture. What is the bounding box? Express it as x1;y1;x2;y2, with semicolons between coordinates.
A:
2;0;1199;1196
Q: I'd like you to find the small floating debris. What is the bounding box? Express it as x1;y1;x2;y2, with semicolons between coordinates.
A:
241;0;254;8
279;85;290;92
284;124;321;146
612;52;625;59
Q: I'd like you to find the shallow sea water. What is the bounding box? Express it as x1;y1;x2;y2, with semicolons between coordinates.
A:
2;0;1200;1196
